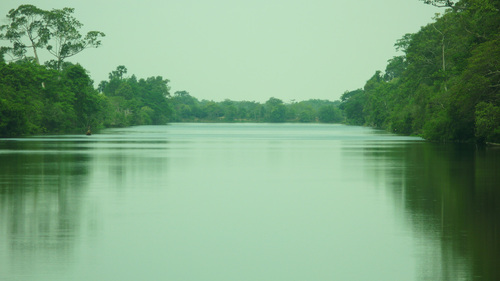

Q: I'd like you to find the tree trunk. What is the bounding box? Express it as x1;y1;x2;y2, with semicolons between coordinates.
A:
31;45;40;64
442;35;447;92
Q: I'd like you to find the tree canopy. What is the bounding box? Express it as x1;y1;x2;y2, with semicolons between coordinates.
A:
341;0;500;143
0;5;110;136
168;93;342;124
0;5;104;69
2;2;499;143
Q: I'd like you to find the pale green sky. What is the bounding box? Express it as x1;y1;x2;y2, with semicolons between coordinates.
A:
1;0;439;102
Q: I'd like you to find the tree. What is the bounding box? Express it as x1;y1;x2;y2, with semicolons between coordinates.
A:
98;66;172;126
0;5;49;64
45;7;105;70
340;89;366;125
420;0;500;13
0;60;111;136
363;71;393;128
62;63;107;130
475;102;500;143
265;97;287;122
0;47;6;63
420;0;468;10
447;36;500;141
0;5;105;68
202;101;223;120
338;0;499;142
318;105;343;123
384;56;406;81
109;65;127;80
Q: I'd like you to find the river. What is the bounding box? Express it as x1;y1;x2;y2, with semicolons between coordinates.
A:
0;123;498;280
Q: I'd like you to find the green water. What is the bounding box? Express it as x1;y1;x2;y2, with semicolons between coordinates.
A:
1;123;498;280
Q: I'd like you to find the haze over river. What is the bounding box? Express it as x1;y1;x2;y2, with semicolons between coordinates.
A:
1;123;498;280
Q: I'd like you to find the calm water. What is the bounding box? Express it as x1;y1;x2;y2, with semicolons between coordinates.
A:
0;123;498;281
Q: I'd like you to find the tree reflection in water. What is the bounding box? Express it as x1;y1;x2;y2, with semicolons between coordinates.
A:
363;142;500;280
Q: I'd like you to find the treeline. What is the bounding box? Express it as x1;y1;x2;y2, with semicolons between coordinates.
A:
0;61;105;136
0;62;171;136
340;0;500;143
98;66;170;127
3;2;499;142
0;5;171;137
169;91;343;123
0;59;343;137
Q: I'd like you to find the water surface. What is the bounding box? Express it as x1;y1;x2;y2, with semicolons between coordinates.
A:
1;123;498;280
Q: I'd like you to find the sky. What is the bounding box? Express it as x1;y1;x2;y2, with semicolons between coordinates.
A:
1;0;439;102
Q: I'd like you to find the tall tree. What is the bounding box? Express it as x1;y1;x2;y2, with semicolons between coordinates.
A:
420;0;499;11
1;5;105;68
109;65;127;80
0;5;49;64
422;0;450;6
45;7;105;70
338;0;499;142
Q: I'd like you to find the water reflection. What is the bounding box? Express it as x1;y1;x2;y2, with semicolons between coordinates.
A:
0;140;91;278
1;125;498;280
361;142;500;280
0;134;171;280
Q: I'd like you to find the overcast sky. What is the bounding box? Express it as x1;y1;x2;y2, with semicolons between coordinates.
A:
1;0;439;102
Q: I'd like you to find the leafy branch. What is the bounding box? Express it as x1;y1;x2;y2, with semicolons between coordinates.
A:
0;5;105;69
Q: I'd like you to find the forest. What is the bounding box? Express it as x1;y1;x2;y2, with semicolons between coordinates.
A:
340;0;500;143
169;91;342;123
0;5;170;136
1;1;499;143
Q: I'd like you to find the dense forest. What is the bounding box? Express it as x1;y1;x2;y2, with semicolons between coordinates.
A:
1;1;499;144
0;61;171;136
169;91;342;123
340;0;500;143
0;5;171;136
0;5;341;137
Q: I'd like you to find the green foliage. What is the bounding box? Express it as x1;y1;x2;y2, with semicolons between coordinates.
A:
0;97;28;136
0;6;177;137
62;63;109;130
45;7;105;70
264;97;286;122
318;105;343;123
340;1;500;143
0;5;49;64
168;94;342;124
0;61;110;136
0;5;104;68
384;56;406;81
475;102;500;143
109;65;127;80
0;48;6;63
340;89;366;125
419;0;498;11
5;2;497;141
98;66;171;127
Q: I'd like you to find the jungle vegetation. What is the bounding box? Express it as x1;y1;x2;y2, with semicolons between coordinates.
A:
168;91;342;123
0;5;170;136
340;0;500;143
1;1;499;144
